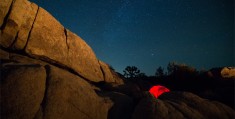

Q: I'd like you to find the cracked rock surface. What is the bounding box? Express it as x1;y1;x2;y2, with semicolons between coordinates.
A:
0;0;119;83
0;0;38;49
0;0;125;118
38;65;109;119
0;50;111;119
0;63;46;119
0;0;234;119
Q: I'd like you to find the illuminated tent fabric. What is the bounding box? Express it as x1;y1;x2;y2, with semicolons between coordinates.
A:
149;85;170;98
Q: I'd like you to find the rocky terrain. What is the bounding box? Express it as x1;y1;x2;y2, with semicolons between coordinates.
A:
0;0;234;119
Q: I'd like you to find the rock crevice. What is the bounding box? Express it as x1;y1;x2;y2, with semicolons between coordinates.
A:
99;61;106;82
69;101;92;119
64;28;69;51
8;30;18;48
23;5;39;50
0;0;14;29
1;1;234;119
41;65;50;118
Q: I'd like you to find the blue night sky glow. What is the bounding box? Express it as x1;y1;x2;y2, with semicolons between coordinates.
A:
30;0;234;75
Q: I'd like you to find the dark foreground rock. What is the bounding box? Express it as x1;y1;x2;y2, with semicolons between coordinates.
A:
132;92;235;119
0;64;46;119
34;65;109;119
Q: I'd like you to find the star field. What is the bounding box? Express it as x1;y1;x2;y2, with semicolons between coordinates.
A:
30;0;234;75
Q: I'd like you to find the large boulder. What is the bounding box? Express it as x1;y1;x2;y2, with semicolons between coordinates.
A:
0;0;38;49
25;7;104;82
1;0;234;119
0;0;13;27
34;65;109;119
0;63;46;119
132;92;235;119
221;67;235;78
99;60;117;83
0;58;110;119
208;67;235;79
98;60;124;84
0;0;105;82
66;29;104;82
99;92;135;119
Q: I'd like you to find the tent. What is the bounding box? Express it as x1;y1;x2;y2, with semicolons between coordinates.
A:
149;85;170;98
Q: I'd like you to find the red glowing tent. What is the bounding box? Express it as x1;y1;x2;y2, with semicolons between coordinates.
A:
149;85;170;98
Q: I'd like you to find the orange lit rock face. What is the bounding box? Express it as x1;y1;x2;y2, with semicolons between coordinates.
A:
149;85;170;98
25;8;104;82
1;0;235;119
0;0;38;49
0;64;46;119
221;67;235;78
0;0;124;118
0;0;106;82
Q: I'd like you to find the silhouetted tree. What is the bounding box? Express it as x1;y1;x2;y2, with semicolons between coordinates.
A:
123;66;140;79
167;61;198;80
167;62;177;75
155;66;164;77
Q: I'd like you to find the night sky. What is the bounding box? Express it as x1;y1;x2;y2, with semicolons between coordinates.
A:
30;0;234;75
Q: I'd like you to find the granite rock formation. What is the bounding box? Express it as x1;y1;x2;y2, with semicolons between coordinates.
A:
0;0;122;83
132;92;235;119
0;0;234;119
